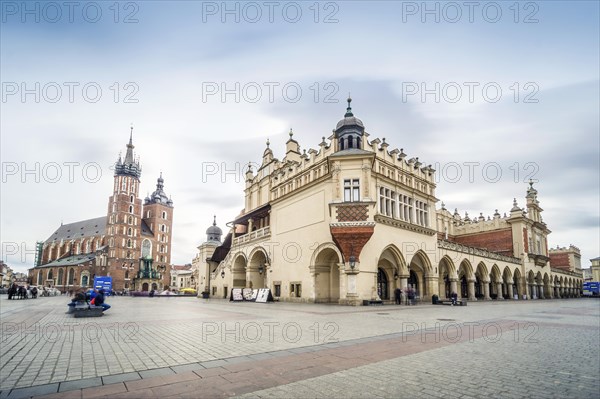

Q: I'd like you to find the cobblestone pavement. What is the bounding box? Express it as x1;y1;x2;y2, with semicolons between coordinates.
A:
0;295;598;398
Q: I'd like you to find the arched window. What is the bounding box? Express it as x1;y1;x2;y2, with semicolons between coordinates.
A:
126;251;131;259
339;137;345;150
125;271;129;279
130;195;134;203
57;269;64;285
162;211;167;219
37;271;42;285
129;205;133;213
347;136;354;149
48;269;53;281
68;268;74;285
127;239;132;248
128;216;133;224
81;275;89;287
127;227;132;236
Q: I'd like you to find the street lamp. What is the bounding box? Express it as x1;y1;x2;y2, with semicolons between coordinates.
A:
258;264;264;275
349;255;356;270
394;271;399;280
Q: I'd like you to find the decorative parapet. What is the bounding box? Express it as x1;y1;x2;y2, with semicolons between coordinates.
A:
232;226;271;246
437;239;521;264
375;215;437;236
551;267;583;278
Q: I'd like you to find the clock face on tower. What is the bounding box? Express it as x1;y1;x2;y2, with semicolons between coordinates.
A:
142;239;152;259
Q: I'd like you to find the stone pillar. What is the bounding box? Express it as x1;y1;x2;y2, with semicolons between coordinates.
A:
248;218;254;232
483;282;491;300
554;286;560;298
532;285;538;299
497;282;504;300
400;277;408;290
507;284;514;299
539;285;544;299
426;276;438;299
468;280;476;300
450;279;458;296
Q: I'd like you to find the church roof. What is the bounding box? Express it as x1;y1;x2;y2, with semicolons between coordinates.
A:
141;219;154;236
45;217;106;244
38;253;97;268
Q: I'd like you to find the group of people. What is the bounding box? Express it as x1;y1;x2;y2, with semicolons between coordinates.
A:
7;283;38;300
394;287;417;305
68;288;111;312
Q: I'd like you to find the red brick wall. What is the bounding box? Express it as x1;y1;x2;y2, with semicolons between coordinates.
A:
451;228;514;256
550;253;570;270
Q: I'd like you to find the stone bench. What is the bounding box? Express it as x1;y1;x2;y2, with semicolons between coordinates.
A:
73;305;104;317
363;300;384;306
437;300;467;306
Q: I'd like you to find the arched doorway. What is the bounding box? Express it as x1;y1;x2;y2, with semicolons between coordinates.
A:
475;277;482;298
232;254;247;289
248;249;268;290
142;282;149;291
312;246;341;303
460;276;468;298
152;283;157;291
408;270;419;294
377;268;389;300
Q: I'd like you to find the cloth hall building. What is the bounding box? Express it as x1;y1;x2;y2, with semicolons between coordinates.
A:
28;131;174;293
200;99;583;304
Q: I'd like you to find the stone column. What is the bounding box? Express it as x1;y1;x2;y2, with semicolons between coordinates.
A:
532;285;537;299
497;282;504;300
554;286;560;298
468;280;476;300
400;277;408;290
426;276;438;299
539;285;544;299
507;284;514;299
450;279;458;297
483;282;491;300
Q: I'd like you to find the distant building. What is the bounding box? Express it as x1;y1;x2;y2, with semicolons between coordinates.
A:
1;261;14;287
28;129;174;293
205;99;583;303
170;264;194;291
591;257;600;282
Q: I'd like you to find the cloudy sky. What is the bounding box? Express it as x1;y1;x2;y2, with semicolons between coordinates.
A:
1;1;598;273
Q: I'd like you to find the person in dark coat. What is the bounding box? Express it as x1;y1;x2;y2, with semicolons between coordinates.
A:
94;289;111;311
394;288;402;305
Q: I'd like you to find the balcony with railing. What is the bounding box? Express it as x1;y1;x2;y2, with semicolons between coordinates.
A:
233;226;271;246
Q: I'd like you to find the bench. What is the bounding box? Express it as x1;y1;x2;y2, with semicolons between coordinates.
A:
437;300;467;306
72;305;104;317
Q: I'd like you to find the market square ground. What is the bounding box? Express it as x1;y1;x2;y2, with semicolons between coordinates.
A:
0;295;598;398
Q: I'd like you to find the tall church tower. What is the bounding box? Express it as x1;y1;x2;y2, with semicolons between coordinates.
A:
106;128;143;290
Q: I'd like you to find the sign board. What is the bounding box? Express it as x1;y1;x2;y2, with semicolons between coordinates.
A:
243;288;254;301
231;288;244;301
583;282;599;295
255;288;273;303
93;276;112;295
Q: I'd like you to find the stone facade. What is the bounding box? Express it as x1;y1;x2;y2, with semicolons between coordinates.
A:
203;100;583;304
